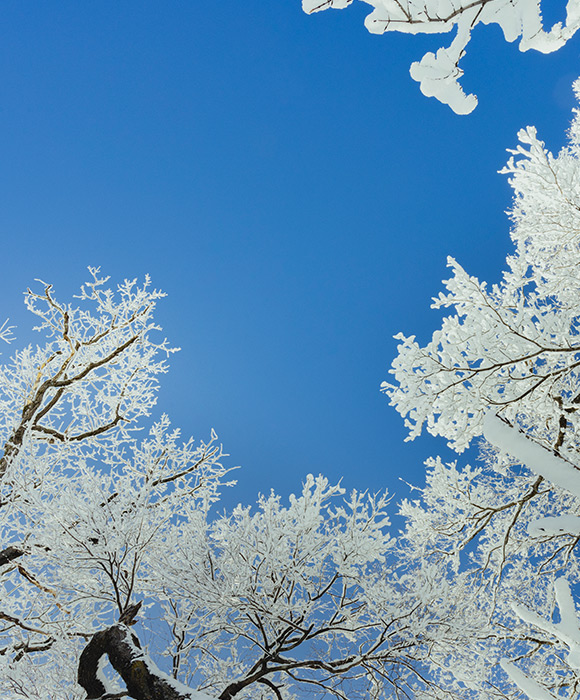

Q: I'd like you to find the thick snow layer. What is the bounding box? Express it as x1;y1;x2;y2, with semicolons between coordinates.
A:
483;413;580;499
302;0;580;113
96;655;122;696
512;578;580;673
554;578;580;669
528;515;580;537
500;659;557;700
409;6;478;114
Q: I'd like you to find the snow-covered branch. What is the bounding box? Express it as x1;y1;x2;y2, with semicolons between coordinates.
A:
483;413;580;499
302;0;580;113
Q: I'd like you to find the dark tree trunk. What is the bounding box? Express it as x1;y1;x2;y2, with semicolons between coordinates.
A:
78;622;194;700
0;545;23;566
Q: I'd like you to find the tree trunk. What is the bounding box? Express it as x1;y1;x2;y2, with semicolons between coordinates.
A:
78;622;192;700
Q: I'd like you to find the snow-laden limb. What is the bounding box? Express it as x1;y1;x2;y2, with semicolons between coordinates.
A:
500;660;558;700
528;514;580;537
409;6;478;114
554;577;580;666
385;90;580;451
302;0;580;113
483;413;580;499
503;578;580;700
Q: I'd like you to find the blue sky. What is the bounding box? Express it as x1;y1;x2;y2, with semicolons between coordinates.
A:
1;1;579;508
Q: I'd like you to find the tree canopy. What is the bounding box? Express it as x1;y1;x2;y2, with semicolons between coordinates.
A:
0;271;462;699
388;78;580;700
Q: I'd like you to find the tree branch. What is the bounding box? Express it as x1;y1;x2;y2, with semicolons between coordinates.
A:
0;545;23;567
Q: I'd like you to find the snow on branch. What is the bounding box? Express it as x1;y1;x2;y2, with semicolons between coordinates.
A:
0;270;176;479
482;413;580;499
500;659;558;700
302;0;580;113
503;578;580;699
0;320;14;344
527;514;580;537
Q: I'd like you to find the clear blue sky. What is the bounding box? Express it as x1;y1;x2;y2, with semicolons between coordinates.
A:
0;1;578;508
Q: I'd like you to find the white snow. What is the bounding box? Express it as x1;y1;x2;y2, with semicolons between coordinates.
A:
500;659;557;700
95;654;122;696
528;514;580;537
302;0;580;112
483;413;580;499
512;578;580;673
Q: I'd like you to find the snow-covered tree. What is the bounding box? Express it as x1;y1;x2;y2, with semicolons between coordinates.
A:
0;269;485;700
14;94;580;699
386;78;580;454
387;80;580;698
302;0;580;113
